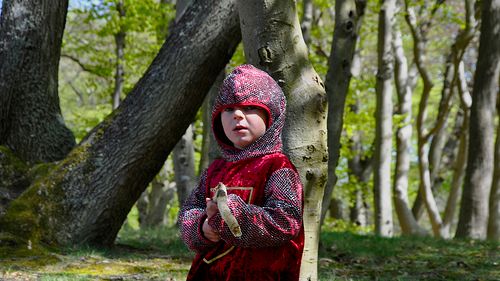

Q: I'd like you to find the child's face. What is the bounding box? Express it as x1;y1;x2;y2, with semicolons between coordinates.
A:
221;105;267;149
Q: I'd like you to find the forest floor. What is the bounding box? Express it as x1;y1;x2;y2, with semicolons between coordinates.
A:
0;224;498;281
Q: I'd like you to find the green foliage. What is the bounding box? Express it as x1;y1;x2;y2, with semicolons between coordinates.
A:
60;0;176;139
62;104;112;143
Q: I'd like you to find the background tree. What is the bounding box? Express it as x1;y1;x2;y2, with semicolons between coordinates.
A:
0;0;75;164
373;0;396;237
488;100;500;241
322;0;366;227
456;0;499;239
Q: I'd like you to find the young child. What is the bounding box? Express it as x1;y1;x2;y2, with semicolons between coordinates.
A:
178;64;304;280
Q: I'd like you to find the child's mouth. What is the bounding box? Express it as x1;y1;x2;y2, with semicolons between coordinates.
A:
234;125;247;131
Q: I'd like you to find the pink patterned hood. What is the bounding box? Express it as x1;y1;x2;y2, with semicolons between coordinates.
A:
212;64;286;161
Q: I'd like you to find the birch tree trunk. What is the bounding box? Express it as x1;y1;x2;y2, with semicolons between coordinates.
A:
300;0;314;46
0;0;75;164
322;0;366;226
456;0;500;239
112;0;125;109
0;0;241;247
440;0;477;237
236;1;328;279
442;68;470;236
488;104;500;241
405;0;445;222
392;25;425;236
173;125;196;205
199;71;224;172
373;0;396;237
405;3;445;237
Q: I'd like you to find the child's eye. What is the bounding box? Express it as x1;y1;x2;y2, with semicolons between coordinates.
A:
224;107;234;112
243;106;257;111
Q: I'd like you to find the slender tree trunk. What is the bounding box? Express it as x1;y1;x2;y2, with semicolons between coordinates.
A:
322;0;366;227
113;0;126;110
405;1;442;222
373;0;396;237
347;125;372;226
412;0;477;219
392;25;425;236
0;0;75;164
456;0;500;239
0;0;241;247
405;3;445;237
236;1;328;280
172;0;197;206
173;125;196;205
488;102;500;241
441;0;477;237
442;73;470;236
300;0;314;46
199;71;223;172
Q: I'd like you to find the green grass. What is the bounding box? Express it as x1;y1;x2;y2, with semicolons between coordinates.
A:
319;231;499;280
1;226;498;280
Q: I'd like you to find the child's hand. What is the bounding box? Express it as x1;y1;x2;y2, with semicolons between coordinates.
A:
203;198;221;242
202;218;221;242
205;198;219;218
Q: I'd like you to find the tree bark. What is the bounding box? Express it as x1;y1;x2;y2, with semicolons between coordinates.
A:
173;125;196;205
347;124;372;227
236;1;328;280
488;102;500;241
171;0;197;207
300;0;314;46
0;0;241;247
322;0;366;227
199;71;223;172
405;2;446;237
412;0;477;220
456;0;500;239
440;0;477;237
0;0;75;164
373;0;396;237
112;0;126;109
392;25;425;236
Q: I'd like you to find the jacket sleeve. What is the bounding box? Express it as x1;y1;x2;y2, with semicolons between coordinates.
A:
207;167;303;248
177;170;217;253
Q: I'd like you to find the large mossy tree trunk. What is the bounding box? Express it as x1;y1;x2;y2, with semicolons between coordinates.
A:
0;0;241;247
456;0;499;240
236;1;328;280
0;0;75;164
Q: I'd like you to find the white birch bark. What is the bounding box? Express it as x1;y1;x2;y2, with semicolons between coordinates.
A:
392;25;425;236
236;1;328;279
404;3;445;237
373;0;396;237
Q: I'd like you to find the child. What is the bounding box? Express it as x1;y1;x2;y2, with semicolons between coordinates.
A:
178;64;304;281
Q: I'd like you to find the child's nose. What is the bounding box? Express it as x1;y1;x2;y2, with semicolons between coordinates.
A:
233;109;244;119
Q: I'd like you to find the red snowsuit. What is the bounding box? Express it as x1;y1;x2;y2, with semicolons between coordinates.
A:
178;65;304;280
